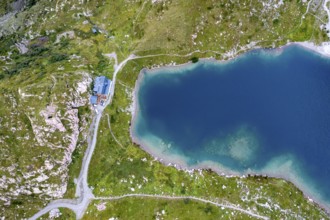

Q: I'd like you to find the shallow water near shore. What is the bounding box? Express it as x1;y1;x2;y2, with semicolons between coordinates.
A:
132;45;330;207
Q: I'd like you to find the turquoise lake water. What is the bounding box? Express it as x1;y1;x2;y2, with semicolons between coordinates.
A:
132;46;330;206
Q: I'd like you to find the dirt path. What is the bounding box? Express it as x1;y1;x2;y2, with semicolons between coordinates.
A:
300;0;313;26
106;113;124;149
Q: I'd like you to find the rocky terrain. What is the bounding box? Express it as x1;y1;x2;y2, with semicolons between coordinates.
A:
0;0;329;219
0;70;92;217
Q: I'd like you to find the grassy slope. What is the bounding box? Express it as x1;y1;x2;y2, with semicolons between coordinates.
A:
83;198;256;220
87;56;329;219
0;0;329;219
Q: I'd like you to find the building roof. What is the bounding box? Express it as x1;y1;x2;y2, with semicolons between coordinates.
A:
93;76;112;95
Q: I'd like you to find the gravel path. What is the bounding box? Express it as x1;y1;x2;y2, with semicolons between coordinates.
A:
29;54;134;220
96;194;269;220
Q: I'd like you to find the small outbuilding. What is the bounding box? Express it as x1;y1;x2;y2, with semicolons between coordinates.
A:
90;95;98;105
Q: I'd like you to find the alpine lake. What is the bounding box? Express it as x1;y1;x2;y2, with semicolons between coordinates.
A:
132;45;330;208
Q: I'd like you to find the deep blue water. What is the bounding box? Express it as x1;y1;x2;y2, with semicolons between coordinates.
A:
133;46;330;205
